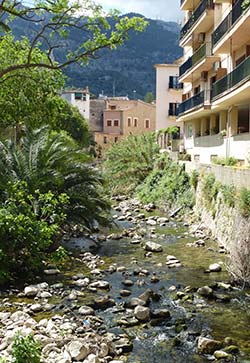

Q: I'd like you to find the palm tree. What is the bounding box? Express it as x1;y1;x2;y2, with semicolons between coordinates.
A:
0;126;110;229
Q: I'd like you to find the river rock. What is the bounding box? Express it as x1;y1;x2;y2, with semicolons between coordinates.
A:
209;263;222;272
114;337;133;353
93;295;115;310
151;309;171;319
89;280;110;290
74;278;90;288
120;290;131;297
157;217;169;224
24;286;39;297
122;279;134;287
134;306;151;321
128;297;146;308
145;241;163;252
197;286;213;297
78;306;95;315
213;350;233;359
198;337;222;354
44;269;60;275
67;340;90;360
30;303;43;312
84;353;100;363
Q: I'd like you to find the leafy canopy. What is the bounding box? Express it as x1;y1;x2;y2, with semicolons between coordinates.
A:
0;0;148;80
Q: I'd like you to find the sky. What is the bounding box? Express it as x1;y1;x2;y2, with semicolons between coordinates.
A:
96;0;182;22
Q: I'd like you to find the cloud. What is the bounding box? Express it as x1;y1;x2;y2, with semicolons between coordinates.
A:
96;0;181;22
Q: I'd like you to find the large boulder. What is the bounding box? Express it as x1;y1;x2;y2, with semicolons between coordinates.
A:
24;286;39;298
145;242;163;253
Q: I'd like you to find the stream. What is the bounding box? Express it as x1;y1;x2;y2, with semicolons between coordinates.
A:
1;198;250;362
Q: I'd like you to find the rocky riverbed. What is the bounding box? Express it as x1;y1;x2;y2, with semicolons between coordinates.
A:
1;198;250;362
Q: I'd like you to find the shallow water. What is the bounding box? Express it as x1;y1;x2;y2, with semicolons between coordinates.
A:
1;212;250;362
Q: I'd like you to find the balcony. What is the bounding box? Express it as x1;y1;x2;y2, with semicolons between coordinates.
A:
179;42;220;82
212;56;250;100
169;76;183;90
180;0;200;11
177;90;206;116
180;0;214;43
212;0;250;53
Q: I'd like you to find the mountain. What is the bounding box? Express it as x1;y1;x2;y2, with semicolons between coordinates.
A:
12;13;182;99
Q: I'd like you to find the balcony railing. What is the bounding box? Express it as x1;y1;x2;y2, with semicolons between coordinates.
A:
169;76;183;89
212;56;250;99
177;90;206;115
212;0;244;47
180;0;214;40
180;42;212;77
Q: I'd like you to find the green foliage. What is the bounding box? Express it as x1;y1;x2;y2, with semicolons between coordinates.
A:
242;0;250;10
201;173;220;205
190;170;199;190
0;127;110;230
50;246;69;266
178;153;191;161
104;133;160;195
144;92;154;103
12;334;41;363
220;184;236;208
0;181;68;283
137;154;194;210
240;188;250;217
0;36;64;130
212;157;238;167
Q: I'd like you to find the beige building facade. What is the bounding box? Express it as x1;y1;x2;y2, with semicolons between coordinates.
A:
155;63;184;149
178;0;250;164
95;99;156;152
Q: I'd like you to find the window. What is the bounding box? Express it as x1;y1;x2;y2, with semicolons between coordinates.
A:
104;136;107;144
127;117;132;127
114;119;119;127
187;124;193;138
133;118;138;127
110;105;116;110
169;103;178;116
75;92;82;100
114;137;118;143
107;120;112;127
145;119;150;129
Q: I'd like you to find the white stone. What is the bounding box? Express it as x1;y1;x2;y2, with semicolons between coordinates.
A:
209;263;222;272
78;306;94;316
24;286;39;297
144;241;163;252
67;340;90;361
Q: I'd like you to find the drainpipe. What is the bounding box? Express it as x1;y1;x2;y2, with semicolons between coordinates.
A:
226;106;233;159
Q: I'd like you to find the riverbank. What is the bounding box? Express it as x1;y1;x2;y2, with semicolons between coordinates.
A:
1;198;250;362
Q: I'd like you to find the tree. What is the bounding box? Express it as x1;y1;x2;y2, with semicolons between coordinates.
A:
0;0;147;81
144;92;154;103
0;127;110;229
104;133;160;195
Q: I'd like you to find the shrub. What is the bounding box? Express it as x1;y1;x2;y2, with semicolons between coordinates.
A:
240;188;250;217
212;157;238;167
12;334;41;363
0;182;68;284
137;154;194;210
220;184;236;208
190;170;199;190
104;133;160;195
201;173;220;206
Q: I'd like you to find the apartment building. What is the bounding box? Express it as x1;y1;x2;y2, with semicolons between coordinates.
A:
94;99;156;152
155;63;184;150
178;0;250;164
61;88;90;121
